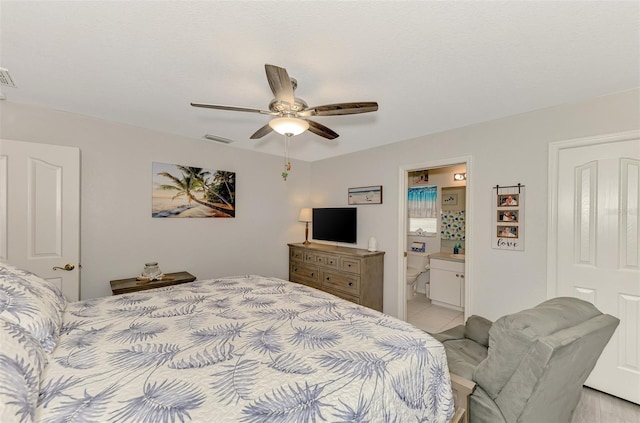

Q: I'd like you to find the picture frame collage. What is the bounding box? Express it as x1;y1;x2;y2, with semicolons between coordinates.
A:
492;185;525;251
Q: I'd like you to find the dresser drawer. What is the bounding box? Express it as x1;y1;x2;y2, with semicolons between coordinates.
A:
290;263;320;287
290;247;304;262
304;252;339;269
320;270;360;296
340;257;362;274
323;287;360;305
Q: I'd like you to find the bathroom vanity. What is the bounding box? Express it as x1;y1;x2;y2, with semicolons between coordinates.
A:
429;253;465;310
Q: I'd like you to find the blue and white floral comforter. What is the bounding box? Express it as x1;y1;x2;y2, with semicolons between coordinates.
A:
36;275;454;422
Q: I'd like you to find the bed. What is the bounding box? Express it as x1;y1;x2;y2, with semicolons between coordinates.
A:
0;263;455;422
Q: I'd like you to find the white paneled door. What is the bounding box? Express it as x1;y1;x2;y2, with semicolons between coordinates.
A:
0;139;80;301
550;131;640;404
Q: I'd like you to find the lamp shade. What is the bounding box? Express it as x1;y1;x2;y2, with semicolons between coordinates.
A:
298;208;312;222
269;117;309;136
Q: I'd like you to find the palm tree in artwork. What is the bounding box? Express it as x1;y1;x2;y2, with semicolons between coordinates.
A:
158;166;235;217
206;171;235;208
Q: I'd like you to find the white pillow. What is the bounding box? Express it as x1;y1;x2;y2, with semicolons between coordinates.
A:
0;318;47;423
0;264;67;353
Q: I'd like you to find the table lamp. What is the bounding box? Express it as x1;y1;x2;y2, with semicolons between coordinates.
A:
299;208;312;245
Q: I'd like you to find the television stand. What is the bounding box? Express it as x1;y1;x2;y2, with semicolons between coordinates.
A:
288;242;384;311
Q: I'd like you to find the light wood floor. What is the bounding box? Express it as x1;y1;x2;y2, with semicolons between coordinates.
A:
573;387;640;423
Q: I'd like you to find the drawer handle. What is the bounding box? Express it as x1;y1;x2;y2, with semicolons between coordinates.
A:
310;272;314;277
347;264;351;267
348;282;353;286
294;267;298;272
325;276;330;281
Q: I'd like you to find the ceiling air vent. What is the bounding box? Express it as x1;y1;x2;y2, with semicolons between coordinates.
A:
204;134;234;144
0;68;16;87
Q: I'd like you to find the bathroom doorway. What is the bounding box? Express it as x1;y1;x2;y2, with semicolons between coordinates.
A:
397;156;472;331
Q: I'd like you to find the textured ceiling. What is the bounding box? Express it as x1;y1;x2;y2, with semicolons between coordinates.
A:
1;1;638;161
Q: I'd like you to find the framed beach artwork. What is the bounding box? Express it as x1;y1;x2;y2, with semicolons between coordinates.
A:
348;185;383;205
152;162;235;218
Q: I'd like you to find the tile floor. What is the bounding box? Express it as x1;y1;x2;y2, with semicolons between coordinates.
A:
407;292;464;334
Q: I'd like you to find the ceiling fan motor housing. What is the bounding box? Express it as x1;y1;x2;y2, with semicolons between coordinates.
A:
268;97;309;116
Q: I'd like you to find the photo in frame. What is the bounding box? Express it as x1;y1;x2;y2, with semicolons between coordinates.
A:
497;225;518;238
497;210;518;222
348;185;383;205
498;193;519;207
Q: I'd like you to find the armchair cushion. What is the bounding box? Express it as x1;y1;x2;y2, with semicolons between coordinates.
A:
430;324;465;343
430;317;491;380
440;339;488;380
469;386;507;423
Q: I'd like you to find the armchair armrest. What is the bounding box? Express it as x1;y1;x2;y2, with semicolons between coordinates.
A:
449;372;476;423
463;315;492;347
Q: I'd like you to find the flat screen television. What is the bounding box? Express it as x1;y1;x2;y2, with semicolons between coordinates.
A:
312;207;357;244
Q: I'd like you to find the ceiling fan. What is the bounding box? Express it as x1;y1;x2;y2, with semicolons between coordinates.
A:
191;64;378;140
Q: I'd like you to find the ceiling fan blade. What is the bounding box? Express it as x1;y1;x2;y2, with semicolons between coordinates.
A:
299;102;378;117
306;120;339;140
250;123;273;139
265;64;295;106
190;103;275;115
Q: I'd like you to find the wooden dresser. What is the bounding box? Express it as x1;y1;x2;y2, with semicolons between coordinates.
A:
288;242;384;311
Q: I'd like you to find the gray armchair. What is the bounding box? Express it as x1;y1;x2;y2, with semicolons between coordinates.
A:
431;297;619;423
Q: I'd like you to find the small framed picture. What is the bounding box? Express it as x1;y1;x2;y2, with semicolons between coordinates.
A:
443;193;458;206
348;185;383;205
498;193;519;207
412;170;428;184
497;225;518;238
497;210;518;222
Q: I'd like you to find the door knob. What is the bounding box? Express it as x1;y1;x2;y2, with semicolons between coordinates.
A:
53;264;75;271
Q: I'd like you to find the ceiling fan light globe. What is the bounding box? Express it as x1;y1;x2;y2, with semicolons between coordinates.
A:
268;117;309;136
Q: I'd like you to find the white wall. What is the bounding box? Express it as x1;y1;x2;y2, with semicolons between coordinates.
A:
3;89;638;314
0;101;311;299
311;89;640;320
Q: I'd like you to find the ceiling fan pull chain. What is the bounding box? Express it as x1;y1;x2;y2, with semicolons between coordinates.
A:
282;134;292;181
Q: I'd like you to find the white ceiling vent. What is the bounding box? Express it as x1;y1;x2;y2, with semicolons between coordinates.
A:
204;134;234;144
0;68;16;87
